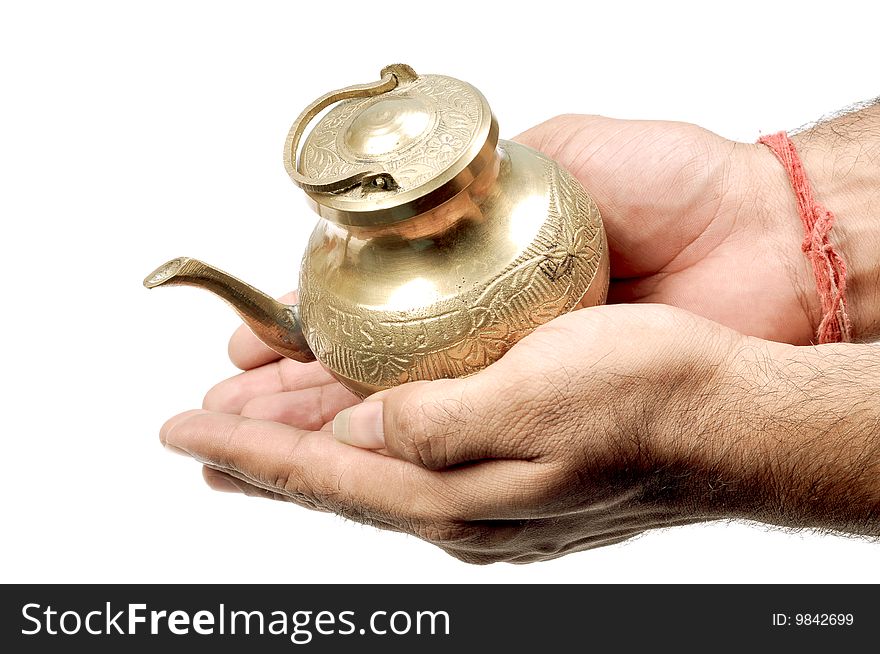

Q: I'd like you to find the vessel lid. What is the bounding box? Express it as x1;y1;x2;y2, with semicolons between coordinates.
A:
283;64;498;227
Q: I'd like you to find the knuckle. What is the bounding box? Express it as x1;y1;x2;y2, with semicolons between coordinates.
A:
411;430;450;471
414;520;478;547
281;476;337;513
217;418;255;464
392;391;462;470
275;447;334;504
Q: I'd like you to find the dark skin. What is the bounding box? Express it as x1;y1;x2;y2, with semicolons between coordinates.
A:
161;106;880;564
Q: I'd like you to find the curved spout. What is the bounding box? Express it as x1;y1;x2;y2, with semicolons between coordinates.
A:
143;257;315;363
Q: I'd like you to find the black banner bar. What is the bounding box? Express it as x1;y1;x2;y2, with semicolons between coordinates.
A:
1;584;875;651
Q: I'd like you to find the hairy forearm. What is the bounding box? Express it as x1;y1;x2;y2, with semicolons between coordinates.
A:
654;104;880;536
695;340;880;537
790;101;880;341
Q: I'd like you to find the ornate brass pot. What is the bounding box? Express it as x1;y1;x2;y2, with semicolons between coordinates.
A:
145;64;609;397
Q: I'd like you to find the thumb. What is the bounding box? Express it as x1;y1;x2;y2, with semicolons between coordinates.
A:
331;375;531;470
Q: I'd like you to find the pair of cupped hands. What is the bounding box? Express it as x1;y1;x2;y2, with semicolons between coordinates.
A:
161;115;817;563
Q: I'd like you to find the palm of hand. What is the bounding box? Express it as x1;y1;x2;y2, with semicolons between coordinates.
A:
516;115;814;345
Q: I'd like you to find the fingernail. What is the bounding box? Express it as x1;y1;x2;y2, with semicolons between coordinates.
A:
160;409;207;446
333;401;385;449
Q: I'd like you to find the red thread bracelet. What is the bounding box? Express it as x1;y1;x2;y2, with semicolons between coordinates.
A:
758;131;852;344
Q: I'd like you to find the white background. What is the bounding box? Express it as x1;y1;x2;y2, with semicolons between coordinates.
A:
1;0;877;583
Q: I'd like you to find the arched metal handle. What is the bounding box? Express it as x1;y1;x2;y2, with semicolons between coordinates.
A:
283;64;418;194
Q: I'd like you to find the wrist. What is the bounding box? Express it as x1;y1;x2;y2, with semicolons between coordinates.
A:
689;338;880;535
633;326;757;520
740;142;823;343
790;122;880;341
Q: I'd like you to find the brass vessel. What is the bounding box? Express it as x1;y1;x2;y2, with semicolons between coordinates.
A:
145;64;609;398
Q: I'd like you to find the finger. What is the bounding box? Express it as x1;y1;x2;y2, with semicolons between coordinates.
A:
163;410;452;525
202;360;337;414
161;409;208;455
228;291;298;370
202;465;334;514
201;466;405;533
331;372;545;470
202;465;293;501
161;410;552;525
240;385;360;431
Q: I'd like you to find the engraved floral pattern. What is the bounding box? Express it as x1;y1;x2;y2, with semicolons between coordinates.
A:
424;133;462;158
299;152;606;394
299;75;482;196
